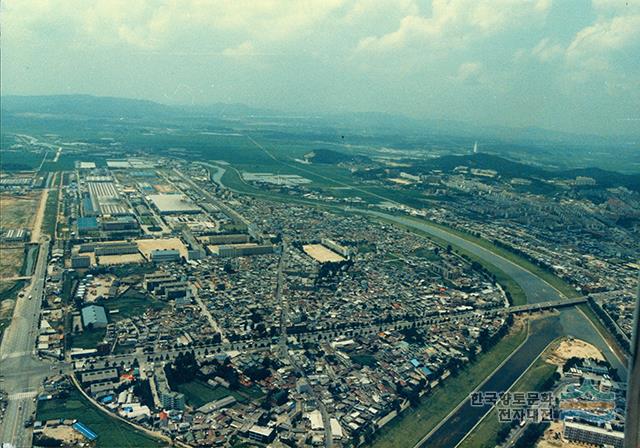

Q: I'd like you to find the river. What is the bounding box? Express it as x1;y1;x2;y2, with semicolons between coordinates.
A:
362;212;627;447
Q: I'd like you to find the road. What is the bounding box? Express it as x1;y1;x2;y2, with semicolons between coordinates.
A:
192;286;227;343
0;238;53;448
275;242;333;447
172;167;250;227
357;213;627;448
30;179;51;243
206;163;626;359
206;167;628;447
419;316;562;448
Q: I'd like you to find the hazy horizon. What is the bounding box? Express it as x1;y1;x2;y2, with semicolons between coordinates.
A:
2;0;639;138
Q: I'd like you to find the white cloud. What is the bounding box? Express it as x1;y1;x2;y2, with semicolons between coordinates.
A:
565;12;640;80
1;0;638;136
1;0;347;49
567;14;640;59
531;38;564;62
342;0;418;24
356;0;551;53
555;6;640;100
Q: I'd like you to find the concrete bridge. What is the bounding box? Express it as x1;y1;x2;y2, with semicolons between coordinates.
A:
506;296;587;314
75;296;594;369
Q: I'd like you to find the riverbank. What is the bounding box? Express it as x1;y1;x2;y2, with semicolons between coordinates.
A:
370;319;528;448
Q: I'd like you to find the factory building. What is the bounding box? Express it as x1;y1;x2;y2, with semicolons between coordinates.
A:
94;243;139;256
321;238;351;258
564;421;624;448
81;305;108;328
101;216;138;231
208;243;275;257
0;177;33;188
71;255;91;269
82;196;98;217
148;194;201;215
77;217;99;235
3;228;28;242
150;249;181;263
87;181;131;216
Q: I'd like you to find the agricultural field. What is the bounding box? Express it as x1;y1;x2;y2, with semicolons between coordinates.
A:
0;150;47;171
0;290;17;341
0;246;24;279
0;245;26;337
36;389;163;448
103;291;167;320
0;193;39;229
176;379;263;408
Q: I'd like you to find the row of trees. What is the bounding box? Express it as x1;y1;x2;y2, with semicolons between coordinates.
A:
588;297;631;354
478;314;514;352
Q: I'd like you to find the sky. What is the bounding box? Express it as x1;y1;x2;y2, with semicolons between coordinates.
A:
1;0;639;137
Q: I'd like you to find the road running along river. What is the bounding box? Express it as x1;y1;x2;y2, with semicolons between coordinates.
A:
211;170;627;447
360;212;627;448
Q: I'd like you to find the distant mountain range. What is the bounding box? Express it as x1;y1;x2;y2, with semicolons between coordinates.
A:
0;94;276;120
2;94;636;145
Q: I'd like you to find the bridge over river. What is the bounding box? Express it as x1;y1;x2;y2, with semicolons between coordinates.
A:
357;212;628;448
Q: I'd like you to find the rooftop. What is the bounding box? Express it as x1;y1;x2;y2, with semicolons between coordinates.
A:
81;305;108;326
148;194;201;214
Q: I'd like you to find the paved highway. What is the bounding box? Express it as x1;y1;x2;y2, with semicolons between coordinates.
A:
0;238;53;448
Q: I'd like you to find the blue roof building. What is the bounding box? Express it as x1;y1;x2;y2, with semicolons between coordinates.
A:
72;421;98;441
81;305;108;328
82;197;96;216
77;217;99;234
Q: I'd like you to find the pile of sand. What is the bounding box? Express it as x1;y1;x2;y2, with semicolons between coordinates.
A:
546;338;604;366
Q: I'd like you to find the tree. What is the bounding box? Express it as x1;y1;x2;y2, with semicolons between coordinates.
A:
165;351;199;386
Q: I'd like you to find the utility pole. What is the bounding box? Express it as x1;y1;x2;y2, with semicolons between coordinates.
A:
624;275;640;448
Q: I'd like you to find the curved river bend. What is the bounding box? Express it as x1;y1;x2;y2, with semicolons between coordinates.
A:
363;212;627;448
